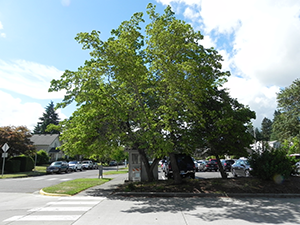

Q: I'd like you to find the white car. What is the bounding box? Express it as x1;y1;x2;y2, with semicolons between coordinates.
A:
294;161;300;174
68;161;83;171
197;160;207;171
81;160;93;169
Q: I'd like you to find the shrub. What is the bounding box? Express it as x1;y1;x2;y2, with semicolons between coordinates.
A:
36;150;50;165
249;149;292;180
9;156;34;172
5;160;21;173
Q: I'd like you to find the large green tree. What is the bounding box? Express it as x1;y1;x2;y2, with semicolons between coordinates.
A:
0;126;35;158
49;4;229;183
273;79;300;142
33;101;60;134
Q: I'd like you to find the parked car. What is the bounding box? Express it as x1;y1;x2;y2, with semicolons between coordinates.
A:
205;159;218;172
161;159;168;173
165;154;196;179
81;160;93;169
68;161;83;172
231;158;252;177
196;160;207;171
109;161;118;166
92;162;99;169
193;159;199;172
46;161;69;174
222;159;235;172
295;162;300;174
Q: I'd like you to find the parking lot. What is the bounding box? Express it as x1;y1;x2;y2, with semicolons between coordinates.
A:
159;167;234;180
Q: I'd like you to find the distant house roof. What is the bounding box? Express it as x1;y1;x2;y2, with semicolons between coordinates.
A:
30;134;60;146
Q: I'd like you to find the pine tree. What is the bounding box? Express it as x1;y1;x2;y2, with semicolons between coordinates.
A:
261;117;272;141
33;101;60;134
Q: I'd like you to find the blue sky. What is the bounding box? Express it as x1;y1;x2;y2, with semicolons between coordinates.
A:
1;0;300;131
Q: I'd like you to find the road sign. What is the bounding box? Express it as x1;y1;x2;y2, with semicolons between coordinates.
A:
2;143;9;177
2;143;9;152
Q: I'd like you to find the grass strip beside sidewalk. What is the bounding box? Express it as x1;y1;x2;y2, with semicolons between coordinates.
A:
42;178;112;195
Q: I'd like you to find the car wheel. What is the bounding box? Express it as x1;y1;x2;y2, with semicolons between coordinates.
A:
232;169;237;177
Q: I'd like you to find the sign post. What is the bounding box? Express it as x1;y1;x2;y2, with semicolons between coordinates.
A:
2;143;9;177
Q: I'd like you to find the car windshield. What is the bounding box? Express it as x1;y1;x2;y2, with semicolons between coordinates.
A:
51;162;61;166
69;161;77;164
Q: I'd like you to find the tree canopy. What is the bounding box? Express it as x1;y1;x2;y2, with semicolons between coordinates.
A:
273;79;300;142
0;126;35;158
49;4;251;182
33;101;60;134
191;88;255;178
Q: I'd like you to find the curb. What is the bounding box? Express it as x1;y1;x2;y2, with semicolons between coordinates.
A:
112;192;300;198
39;189;71;197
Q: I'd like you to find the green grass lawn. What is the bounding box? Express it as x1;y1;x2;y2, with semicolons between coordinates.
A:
42;169;128;195
42;178;112;195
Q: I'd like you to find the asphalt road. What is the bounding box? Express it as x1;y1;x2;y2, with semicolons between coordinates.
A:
0;166;121;193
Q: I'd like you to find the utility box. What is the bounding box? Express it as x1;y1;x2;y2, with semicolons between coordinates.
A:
127;149;158;182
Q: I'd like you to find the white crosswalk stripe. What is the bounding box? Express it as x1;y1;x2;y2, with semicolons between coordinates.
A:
3;197;105;223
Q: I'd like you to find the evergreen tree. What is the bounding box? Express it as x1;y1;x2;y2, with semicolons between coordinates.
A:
270;110;281;140
254;128;263;141
273;79;300;142
261;117;272;141
33;101;60;134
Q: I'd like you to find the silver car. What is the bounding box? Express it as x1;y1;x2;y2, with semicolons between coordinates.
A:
197;160;207;171
231;158;252;177
68;161;83;172
81;160;93;169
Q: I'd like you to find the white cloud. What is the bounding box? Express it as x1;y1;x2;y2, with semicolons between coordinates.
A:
0;90;67;131
0;59;65;99
0;21;5;38
223;76;280;127
156;0;300;128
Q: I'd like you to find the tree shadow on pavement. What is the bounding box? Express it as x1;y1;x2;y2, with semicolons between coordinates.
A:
110;196;300;224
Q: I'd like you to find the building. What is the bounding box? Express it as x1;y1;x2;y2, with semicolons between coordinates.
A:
30;134;63;161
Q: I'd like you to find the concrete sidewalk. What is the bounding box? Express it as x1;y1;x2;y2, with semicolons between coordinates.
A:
72;174;300;225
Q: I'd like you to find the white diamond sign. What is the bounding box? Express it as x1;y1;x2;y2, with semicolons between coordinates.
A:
2;143;9;152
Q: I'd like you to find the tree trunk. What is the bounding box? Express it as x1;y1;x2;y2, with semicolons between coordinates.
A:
216;155;227;179
170;153;182;184
138;149;154;181
150;158;160;180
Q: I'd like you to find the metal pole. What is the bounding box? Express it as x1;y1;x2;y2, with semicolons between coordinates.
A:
2;156;5;177
34;152;37;172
